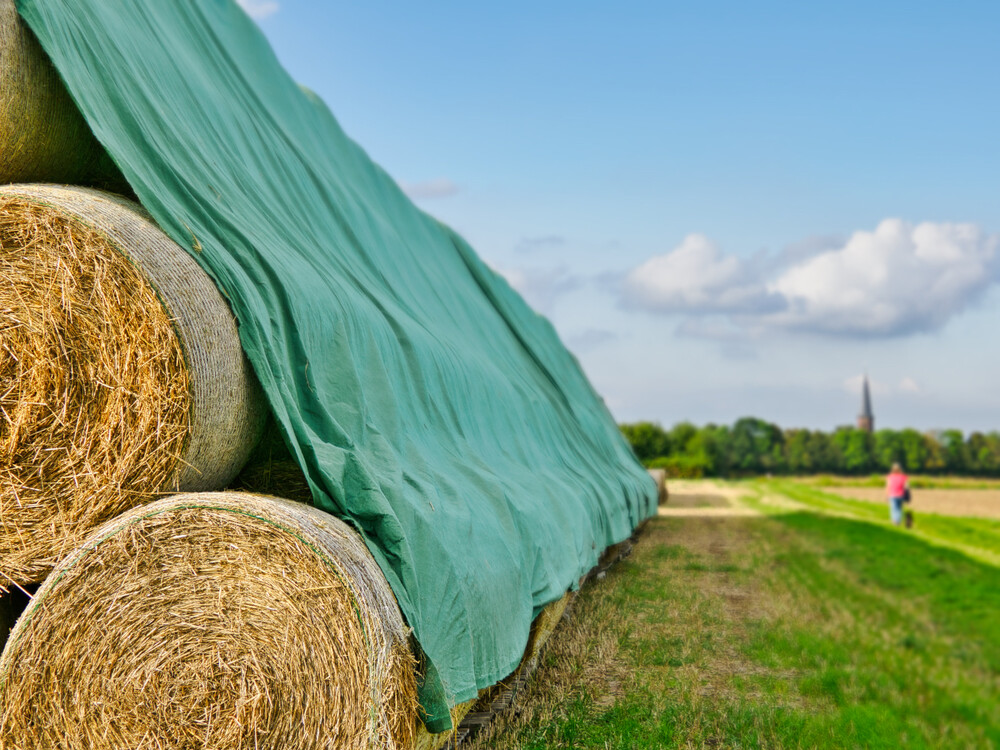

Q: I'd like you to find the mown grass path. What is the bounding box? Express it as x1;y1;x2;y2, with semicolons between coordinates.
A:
469;481;1000;749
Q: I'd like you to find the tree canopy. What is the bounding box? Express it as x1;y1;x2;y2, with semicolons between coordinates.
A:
619;419;1000;478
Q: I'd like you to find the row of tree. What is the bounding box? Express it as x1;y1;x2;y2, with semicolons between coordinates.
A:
619;418;1000;477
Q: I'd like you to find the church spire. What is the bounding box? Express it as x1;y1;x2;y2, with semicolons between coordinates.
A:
857;375;874;433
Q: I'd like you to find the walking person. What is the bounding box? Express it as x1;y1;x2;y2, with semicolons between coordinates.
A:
886;462;909;526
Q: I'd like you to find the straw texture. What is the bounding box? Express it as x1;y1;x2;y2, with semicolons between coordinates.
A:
0;185;265;587
0;0;124;189
0;492;418;750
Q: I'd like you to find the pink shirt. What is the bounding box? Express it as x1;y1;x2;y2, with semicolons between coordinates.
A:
886;472;908;498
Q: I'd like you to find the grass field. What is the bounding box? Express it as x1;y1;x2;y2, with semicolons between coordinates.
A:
468;479;1000;749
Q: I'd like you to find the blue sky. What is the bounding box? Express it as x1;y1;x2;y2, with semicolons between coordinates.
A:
241;0;1000;433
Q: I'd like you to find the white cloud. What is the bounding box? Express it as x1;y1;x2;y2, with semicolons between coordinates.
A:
237;0;279;19
399;178;459;200
767;219;999;336
621;234;782;314
621;220;1000;339
899;377;921;394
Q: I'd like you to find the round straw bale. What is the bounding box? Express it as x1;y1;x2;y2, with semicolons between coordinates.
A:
648;468;668;505
0;492;418;750
0;0;127;190
0;184;265;587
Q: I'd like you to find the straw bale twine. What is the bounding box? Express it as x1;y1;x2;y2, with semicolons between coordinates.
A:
0;492;417;750
0;0;126;189
0;184;265;587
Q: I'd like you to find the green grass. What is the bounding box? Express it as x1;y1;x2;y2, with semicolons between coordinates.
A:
808;474;1000;490
470;483;1000;749
755;478;1000;564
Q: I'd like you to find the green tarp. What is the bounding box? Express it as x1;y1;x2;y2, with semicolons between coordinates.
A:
18;0;656;730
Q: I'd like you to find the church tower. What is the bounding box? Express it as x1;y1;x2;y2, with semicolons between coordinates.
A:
857;375;874;433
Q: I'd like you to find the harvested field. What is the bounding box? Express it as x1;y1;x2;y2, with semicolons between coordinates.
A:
665;491;729;509
825;487;1000;520
657;480;761;517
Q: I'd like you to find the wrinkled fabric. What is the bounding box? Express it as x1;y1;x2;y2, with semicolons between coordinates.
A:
18;0;656;729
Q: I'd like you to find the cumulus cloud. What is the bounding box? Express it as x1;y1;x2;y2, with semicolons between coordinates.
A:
237;0;279;19
623;220;1000;338
768;233;846;272
622;234;783;314
399;178;459;200
495;265;581;315
767;219;999;336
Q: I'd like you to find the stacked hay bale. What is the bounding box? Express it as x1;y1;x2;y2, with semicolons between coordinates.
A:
1;3;636;747
2;0;266;591
0;184;266;587
0;493;418;750
649;468;669;505
0;0;126;190
0;6;420;748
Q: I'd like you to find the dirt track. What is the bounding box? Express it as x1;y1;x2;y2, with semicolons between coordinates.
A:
826;487;1000;520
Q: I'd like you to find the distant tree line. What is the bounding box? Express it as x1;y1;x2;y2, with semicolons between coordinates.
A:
620;417;1000;478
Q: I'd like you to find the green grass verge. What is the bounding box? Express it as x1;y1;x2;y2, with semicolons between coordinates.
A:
806;474;1000;490
472;485;1000;749
755;478;1000;563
